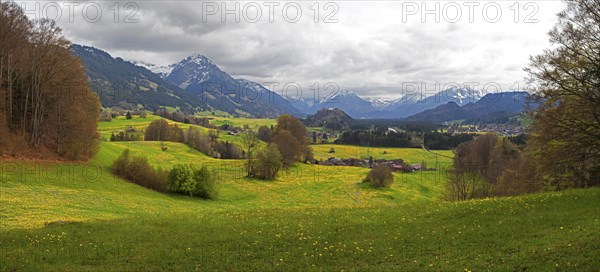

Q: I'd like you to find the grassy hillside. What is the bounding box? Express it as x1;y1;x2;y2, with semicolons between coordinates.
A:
0;140;452;230
2;116;598;270
206;115;276;130
1;170;598;271
98;115;265;148
97;115;163;140
312;144;453;165
97;115;213;140
99;116;453;164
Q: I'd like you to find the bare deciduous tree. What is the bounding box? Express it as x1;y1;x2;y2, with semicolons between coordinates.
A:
525;0;600;187
241;130;258;176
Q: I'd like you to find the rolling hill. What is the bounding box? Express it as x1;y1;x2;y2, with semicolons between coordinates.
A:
1;144;598;270
304;108;357;131
1;115;598;270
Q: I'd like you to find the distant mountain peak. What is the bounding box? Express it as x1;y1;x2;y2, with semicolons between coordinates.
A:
165;53;228;90
366;97;396;110
162;52;302;117
306;89;375;117
327;90;359;101
183;53;215;66
439;86;483;104
128;60;173;78
337;90;356;96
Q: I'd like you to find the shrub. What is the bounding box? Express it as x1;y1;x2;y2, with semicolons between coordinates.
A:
168;164;219;199
168;164;195;195
126;111;132;119
112;149;131;177
99;110;112;122
250;144;283;180
193;166;218;200
363;164;394;188
302;145;314;163
111;149;168;192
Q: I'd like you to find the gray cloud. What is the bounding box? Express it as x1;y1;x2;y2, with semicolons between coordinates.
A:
22;0;566;98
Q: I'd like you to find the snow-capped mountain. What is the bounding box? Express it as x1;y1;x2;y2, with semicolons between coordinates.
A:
444;86;484;105
384;93;423;111
366;97;396;110
296;87;486;119
164;53;232;90
73;46;301;117
405;91;531;123
73;44;509;120
71;44;208;111
322;90;359;102
164;53;302;117
307;90;376;118
129;60;173;78
380;86;484;118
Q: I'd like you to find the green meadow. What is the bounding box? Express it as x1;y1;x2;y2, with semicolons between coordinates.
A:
1;116;598;271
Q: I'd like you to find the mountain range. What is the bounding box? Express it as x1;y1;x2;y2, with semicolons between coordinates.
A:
405;92;531;123
72;44;530;120
299;90;377;117
71;44;204;112
283;87;486;119
72;45;301;117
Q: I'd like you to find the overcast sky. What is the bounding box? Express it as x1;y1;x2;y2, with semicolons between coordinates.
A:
19;0;565;98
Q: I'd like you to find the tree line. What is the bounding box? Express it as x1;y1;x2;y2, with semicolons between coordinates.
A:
336;130;416;148
144;119;242;159
154;108;217;129
336;129;476;150
445;0;600;200
424;132;476;150
0;2;100;160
